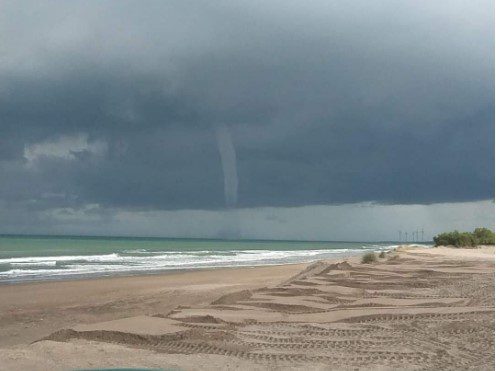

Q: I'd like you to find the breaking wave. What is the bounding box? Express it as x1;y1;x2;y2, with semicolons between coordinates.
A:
0;244;407;283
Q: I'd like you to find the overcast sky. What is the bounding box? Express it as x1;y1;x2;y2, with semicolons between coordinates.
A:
0;1;493;240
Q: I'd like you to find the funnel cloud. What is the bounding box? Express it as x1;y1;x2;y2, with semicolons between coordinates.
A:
0;0;492;237
215;123;238;208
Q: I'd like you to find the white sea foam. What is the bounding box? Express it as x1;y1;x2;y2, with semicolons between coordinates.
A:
10;261;57;267
0;245;402;282
0;253;121;264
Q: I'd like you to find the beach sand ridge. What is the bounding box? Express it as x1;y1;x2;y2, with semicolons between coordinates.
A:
1;246;494;370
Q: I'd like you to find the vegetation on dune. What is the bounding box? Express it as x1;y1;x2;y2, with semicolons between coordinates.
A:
378;251;386;258
361;252;377;264
473;228;495;244
433;228;495;247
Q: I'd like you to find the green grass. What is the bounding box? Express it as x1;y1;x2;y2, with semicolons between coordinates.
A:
361;252;377;264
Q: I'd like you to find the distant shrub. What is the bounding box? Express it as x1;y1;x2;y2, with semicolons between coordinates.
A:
378;251;386;258
433;228;495;247
361;252;377;264
473;228;495;245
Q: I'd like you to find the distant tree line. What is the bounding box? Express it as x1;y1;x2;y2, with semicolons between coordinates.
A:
433;228;495;247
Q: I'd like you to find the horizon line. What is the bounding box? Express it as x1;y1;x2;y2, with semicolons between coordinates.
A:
0;232;432;244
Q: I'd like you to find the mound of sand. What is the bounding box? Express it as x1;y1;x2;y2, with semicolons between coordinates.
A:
1;247;494;370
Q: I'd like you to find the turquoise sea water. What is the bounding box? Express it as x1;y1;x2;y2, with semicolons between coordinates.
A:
0;235;428;283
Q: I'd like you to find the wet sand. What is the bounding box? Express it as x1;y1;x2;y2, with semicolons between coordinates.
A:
0;246;493;370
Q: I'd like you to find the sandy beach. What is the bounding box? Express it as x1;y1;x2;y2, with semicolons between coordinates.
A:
0;246;493;370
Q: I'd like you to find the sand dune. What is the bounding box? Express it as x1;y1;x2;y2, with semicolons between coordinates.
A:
0;246;494;370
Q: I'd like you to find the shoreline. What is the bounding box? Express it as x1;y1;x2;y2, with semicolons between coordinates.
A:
0;260;314;287
1;245;492;370
0;247;394;286
0;261;314;347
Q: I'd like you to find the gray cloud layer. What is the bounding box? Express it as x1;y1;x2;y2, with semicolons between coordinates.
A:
0;0;493;214
1;200;493;242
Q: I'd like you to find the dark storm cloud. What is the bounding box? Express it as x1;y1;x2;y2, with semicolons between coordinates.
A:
0;0;493;211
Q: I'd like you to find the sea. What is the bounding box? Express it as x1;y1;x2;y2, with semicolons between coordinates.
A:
0;235;430;284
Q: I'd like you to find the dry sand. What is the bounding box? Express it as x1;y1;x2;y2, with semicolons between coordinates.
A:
0;246;493;370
